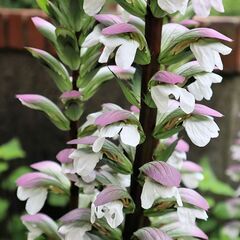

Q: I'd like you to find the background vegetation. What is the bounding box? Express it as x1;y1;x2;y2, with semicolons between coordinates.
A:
0;0;239;16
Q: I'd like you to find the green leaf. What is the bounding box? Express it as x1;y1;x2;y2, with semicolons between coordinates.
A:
0;162;9;173
0;198;9;221
93;219;122;240
64;102;84;121
199;158;235;196
116;79;140;107
82;67;116;101
102;140;133;174
36;0;49;13
48;193;69;207
47;1;70;28
0;138;25;160
79;45;101;82
27;47;71;92
153;109;186;139
114;0;146;17
1;166;31;191
154;126;183;139
155;139;178;161
150;0;167;17
7;215;27;240
78;125;98;138
56;27;80;70
17;94;70;131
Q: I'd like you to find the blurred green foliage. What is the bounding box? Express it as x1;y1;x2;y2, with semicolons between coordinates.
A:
0;138;28;240
0;0;239;16
199;158;240;240
0;0;38;8
219;0;240;16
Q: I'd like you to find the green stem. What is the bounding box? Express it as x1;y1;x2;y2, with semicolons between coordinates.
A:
123;6;163;239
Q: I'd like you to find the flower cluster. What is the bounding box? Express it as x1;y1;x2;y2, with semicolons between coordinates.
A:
15;0;231;239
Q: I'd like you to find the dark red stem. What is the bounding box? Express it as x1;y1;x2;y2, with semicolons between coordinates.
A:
123;6;163;240
69;69;79;210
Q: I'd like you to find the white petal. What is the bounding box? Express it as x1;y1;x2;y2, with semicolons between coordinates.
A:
188;72;222;101
179;88;195;114
141;178;183;209
183;116;219;147
182;173;204;189
99;46;115;63
151;85;180;113
26;188;48;215
211;42;231;53
188;80;210;101
192;0;211;17
99;125;122;138
22;222;42;240
100;36;126;48
92;137;105;153
26;226;42;240
71;150;101;177
115;40;139;68
211;0;224;12
120;125;140;147
157;0;189;14
90;203;97;224
177;207;208;224
190;41;216;72
83;0;105;16
167;151;186;170
104;201;124;228
82;25;102;47
17;187;34;201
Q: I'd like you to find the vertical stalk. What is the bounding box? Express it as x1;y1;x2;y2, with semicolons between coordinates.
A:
123;5;163;239
69;69;79;209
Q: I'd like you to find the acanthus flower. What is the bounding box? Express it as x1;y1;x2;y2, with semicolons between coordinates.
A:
59;208;93;240
21;214;62;240
17;161;70;215
151;71;195;114
91;185;134;228
82;13;148;68
140;161;182;209
164;137;204;189
156;0;224;17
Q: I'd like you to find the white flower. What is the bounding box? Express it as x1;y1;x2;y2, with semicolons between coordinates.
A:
69;149;102;177
83;25;139;68
177;207;208;224
99;37;139;68
23;221;43;240
91;200;124;228
92;124;140;152
183;116;219;147
17;187;48;215
182;172;204;189
167;151;187;170
190;41;232;72
188;72;222;101
151;85;195;114
83;0;105;16
59;223;92;240
192;0;224;17
157;0;189;15
141;178;182;209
